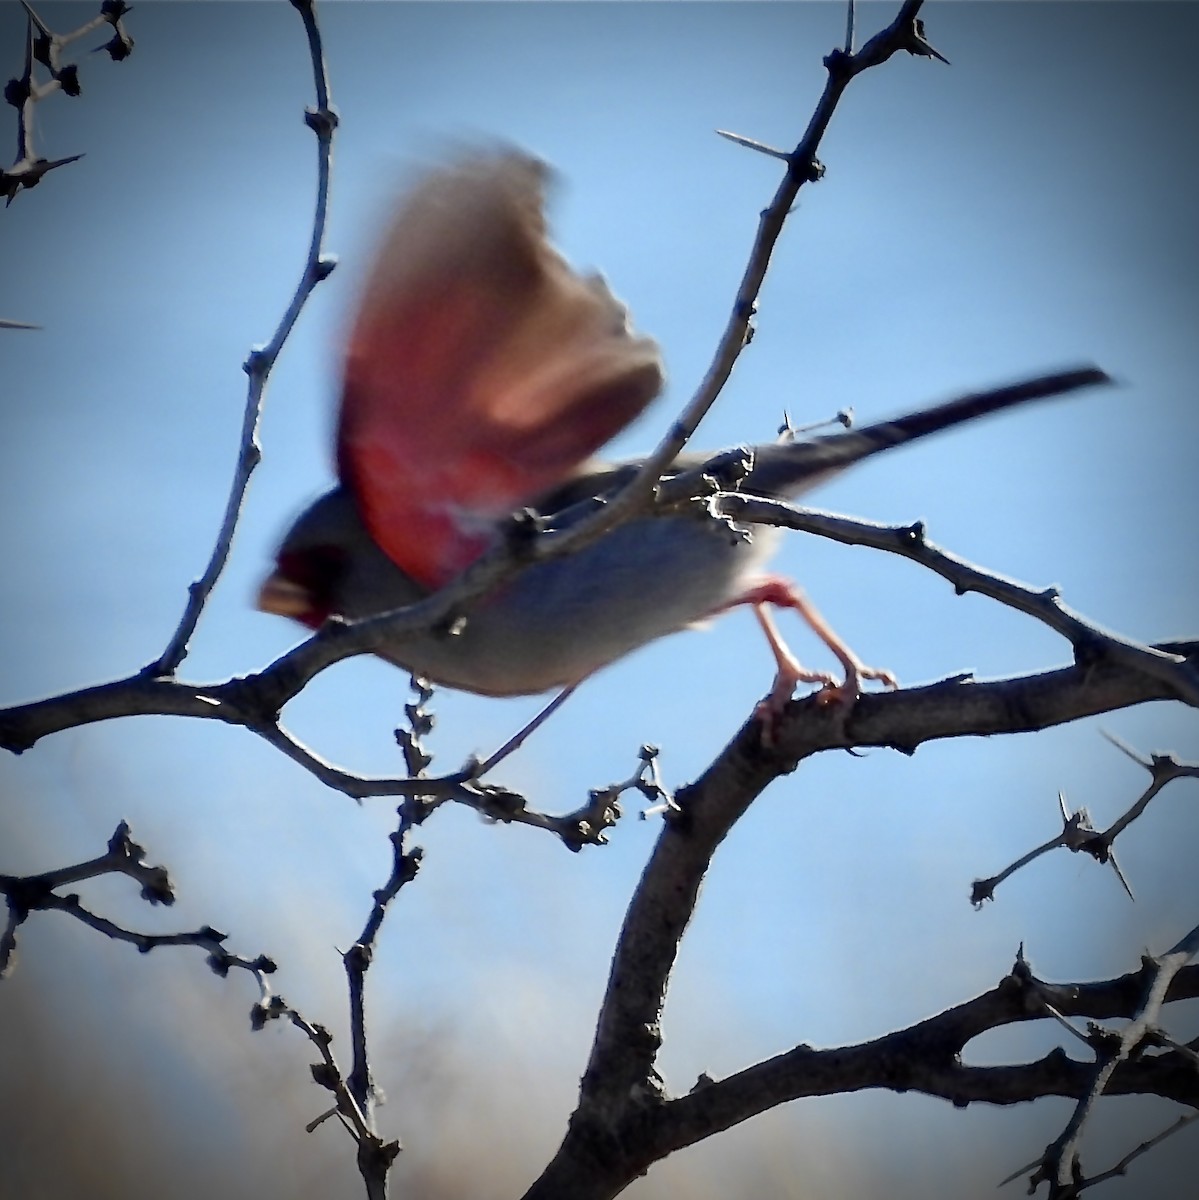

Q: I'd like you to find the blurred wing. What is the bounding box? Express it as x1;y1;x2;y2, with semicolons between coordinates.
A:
337;152;664;588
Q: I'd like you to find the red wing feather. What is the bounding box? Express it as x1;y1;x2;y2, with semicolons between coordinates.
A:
337;152;664;589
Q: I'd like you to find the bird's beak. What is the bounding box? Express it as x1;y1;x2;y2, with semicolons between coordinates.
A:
256;571;314;619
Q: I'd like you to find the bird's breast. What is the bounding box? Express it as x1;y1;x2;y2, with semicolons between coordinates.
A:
374;512;781;695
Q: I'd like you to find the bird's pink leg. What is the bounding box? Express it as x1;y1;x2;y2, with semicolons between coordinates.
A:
728;577;899;724
751;602;839;712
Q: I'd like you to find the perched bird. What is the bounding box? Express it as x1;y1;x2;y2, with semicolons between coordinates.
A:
258;150;1105;715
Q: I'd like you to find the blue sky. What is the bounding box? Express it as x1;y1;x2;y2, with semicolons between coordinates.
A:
1;3;1196;1197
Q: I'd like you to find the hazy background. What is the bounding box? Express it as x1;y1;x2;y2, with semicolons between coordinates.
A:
1;3;1196;1197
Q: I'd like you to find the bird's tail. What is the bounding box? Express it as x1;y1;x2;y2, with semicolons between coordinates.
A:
745;365;1111;499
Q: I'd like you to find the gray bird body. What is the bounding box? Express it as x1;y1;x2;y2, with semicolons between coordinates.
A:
264;373;1102;696
280;483;781;695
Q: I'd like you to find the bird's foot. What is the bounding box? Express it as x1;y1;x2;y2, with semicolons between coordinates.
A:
753;662;837;744
727;576;900;743
813;661;898;708
754;658;899;745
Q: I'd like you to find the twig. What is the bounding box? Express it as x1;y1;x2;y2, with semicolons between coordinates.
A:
1024;921;1199;1195
1072;1110;1199;1194
144;0;338;677
2;1;134;205
972;790;1133;906
292;683;432;1193
6;362;1113;767
472;685;578;776
1097;734;1199;844
340;806;422;1189
0;821;276;998
0;827;300;1067
395;675;435;776
254;995;395;1166
969;734;1195;902
554;2;946;541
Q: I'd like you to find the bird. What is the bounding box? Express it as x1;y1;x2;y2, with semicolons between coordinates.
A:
257;149;1107;719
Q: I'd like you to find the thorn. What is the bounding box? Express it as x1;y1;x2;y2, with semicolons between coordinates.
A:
715;128;790;161
1108;852;1135;902
908;19;950;65
19;1;52;38
1100;727;1150;768
779;408;856;440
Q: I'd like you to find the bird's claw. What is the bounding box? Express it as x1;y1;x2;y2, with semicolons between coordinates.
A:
754;661;899;744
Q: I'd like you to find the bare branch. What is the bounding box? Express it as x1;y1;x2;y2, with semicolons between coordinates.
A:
1026;921;1199;1195
973;739;1199;911
523;945;1199;1200
254;995;394;1162
720;494;1199;707
341;805;422;1188
5;1;1194;1195
972;789;1134;906
3;0;134;204
395;675;435;776
1072;1110;1199;1195
1101;743;1199;844
306;685;437;1195
0;815;402;1183
146;0;338;676
0;821;275;992
523;628;1199;1196
414;0;949;635
0;360;1123;776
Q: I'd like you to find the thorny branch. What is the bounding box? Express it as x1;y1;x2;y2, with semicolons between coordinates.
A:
2;3;400;1194
3;631;1194;826
597;0;946;522
971;790;1134;907
0;368;1148;762
345;793;426;1166
1017;924;1199;1197
0;0;1160;832
2;1;134;205
1098;733;1199;844
522;8;1183;1190
521;941;1199;1200
1048;1110;1199;1196
3;1;1196;1197
973;742;1197;906
0;814;401;1188
165;0;950;683
679;943;1199;1129
718;495;1199;708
